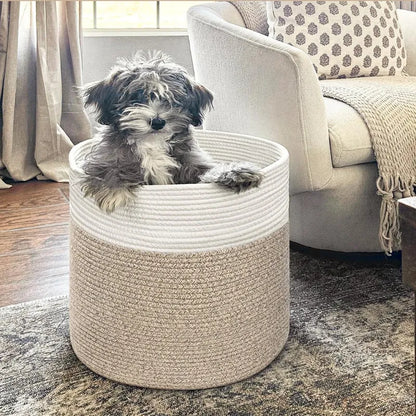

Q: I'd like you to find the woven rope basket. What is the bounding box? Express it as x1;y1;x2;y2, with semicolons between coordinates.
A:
69;130;290;390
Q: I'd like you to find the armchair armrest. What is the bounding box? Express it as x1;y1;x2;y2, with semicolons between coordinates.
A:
397;9;416;76
187;3;333;195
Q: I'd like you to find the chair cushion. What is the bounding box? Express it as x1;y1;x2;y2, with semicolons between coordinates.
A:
325;97;375;167
266;1;407;80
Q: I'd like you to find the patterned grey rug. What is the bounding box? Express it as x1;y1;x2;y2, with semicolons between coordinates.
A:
0;250;414;416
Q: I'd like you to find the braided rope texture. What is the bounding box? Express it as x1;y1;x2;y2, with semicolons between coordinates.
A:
69;131;289;252
69;223;290;389
69;130;290;389
321;76;416;254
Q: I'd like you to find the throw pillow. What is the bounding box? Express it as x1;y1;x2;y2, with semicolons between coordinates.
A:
229;1;269;36
266;1;407;79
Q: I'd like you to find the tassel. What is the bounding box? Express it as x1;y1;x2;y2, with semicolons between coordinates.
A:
376;176;415;255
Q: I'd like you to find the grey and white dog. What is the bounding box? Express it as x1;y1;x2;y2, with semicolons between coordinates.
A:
81;51;263;213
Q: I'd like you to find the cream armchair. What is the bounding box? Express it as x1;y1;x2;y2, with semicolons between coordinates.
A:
187;2;416;253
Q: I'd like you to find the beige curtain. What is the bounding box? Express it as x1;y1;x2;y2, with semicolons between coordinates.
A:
0;1;91;189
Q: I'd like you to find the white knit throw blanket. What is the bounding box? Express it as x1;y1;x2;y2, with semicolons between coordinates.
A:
321;76;416;254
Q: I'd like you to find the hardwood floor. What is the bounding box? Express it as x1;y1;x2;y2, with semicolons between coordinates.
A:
0;180;70;307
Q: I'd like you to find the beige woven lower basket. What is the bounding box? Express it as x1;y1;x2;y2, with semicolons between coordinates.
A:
69;130;290;390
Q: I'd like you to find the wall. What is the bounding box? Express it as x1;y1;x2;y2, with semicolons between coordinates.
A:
82;34;194;84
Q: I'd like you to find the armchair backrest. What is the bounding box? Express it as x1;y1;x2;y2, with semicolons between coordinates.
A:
187;2;334;195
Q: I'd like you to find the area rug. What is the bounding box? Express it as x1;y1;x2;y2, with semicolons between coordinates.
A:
0;250;414;416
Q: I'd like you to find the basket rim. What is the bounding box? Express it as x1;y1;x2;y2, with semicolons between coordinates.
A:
69;129;289;192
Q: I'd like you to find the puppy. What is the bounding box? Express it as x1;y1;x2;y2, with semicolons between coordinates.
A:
81;51;263;213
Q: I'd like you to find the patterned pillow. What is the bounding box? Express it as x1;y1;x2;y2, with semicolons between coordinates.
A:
266;1;407;79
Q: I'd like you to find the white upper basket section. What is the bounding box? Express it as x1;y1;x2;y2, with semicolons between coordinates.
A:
69;130;289;253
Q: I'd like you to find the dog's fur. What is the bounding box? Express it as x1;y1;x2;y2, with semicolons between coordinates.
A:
81;51;263;213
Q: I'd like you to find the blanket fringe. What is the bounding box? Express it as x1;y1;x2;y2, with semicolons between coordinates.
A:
376;176;415;255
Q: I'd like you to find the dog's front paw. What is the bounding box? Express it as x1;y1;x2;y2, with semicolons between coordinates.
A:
217;167;263;193
200;163;264;193
82;184;135;213
97;188;135;213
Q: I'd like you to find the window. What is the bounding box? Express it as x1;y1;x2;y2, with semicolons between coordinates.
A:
82;1;204;30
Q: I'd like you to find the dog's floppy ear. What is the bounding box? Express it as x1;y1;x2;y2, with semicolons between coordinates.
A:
82;79;119;125
188;83;214;127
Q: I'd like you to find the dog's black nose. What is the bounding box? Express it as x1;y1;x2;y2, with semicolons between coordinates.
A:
150;117;166;130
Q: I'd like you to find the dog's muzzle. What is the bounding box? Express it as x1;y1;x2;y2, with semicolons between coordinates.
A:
150;117;166;130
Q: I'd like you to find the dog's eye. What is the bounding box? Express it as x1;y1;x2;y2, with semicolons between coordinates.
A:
131;91;145;104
